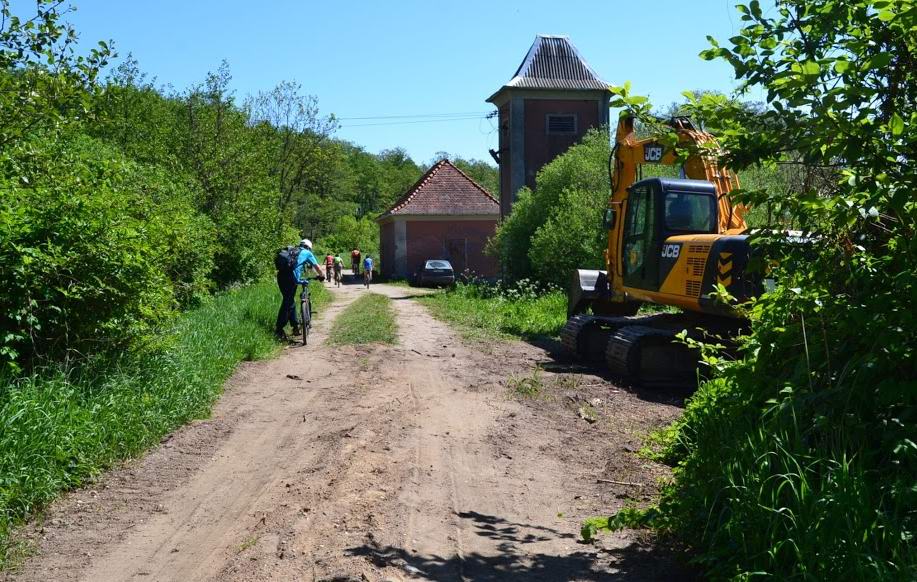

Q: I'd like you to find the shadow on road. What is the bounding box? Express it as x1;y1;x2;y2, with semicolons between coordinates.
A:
346;510;694;581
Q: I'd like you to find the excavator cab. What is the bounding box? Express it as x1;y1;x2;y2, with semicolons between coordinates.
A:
622;178;718;293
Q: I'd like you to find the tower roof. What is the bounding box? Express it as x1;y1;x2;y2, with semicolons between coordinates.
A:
378;159;499;219
488;35;608;102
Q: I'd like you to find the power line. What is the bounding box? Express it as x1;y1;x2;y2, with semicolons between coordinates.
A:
340;115;489;128
335;111;490;121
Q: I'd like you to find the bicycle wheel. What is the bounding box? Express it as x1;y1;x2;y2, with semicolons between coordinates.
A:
300;292;311;346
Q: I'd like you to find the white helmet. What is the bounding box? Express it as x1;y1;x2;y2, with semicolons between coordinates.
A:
299;239;313;250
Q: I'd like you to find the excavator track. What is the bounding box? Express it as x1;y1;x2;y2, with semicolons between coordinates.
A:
605;325;698;387
562;313;725;388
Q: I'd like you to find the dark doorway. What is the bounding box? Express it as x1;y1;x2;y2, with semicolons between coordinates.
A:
445;238;467;273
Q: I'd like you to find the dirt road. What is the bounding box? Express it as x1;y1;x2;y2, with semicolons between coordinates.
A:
7;282;689;581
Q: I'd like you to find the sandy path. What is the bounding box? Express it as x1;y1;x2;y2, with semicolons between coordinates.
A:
6;281;688;581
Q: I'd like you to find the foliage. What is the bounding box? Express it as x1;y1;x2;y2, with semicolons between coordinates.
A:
319;215;380;260
600;1;917;579
488;129;610;285
418;280;567;343
327;293;397;345
0;0;111;150
0;132;216;370
0;280;285;565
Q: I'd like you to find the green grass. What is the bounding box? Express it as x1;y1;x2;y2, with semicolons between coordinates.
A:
417;283;567;342
327;293;397;345
0;279;329;567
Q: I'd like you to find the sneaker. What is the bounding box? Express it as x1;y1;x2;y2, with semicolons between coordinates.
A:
274;330;288;341
291;326;301;336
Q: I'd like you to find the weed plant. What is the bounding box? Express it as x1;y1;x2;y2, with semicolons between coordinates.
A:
418;280;567;342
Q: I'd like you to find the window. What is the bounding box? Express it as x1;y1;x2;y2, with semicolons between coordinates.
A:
664;192;717;232
425;260;452;270
623;185;655;279
546;113;577;135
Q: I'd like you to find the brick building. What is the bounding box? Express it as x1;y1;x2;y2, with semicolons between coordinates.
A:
377;159;500;279
487;35;610;217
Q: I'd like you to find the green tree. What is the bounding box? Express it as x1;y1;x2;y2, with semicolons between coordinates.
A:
615;1;917;578
488;129;610;285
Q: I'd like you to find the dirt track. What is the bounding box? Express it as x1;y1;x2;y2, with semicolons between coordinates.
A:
6;282;690;581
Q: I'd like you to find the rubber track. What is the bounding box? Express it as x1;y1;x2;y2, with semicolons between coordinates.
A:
560;315;594;356
605;325;678;381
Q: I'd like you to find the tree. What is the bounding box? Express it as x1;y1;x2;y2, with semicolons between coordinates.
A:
615;1;917;578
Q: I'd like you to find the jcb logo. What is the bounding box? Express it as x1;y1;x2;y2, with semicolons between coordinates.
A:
661;244;681;259
644;144;664;162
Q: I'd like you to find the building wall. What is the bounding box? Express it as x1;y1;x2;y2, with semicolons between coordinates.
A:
404;219;499;278
498;104;511;217
380;220;395;278
522;99;601;190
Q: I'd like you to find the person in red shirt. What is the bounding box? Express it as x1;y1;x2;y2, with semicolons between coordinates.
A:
350;248;361;275
324;253;334;283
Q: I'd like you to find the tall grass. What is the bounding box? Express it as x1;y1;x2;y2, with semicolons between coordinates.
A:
0;279;329;565
418;281;567;342
328;293;396;345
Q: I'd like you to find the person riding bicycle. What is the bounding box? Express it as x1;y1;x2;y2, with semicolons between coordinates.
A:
275;239;324;340
363;255;374;286
324;253;334;284
351;248;361;275
333;254;344;284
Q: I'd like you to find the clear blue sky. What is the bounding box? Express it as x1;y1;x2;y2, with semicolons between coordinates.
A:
52;0;754;164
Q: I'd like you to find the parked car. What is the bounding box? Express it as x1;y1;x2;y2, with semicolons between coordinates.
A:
412;259;456;287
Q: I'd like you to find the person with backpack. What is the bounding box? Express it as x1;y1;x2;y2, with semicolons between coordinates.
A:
275;239;324;340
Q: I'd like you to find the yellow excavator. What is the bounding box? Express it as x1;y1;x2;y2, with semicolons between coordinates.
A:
562;115;758;386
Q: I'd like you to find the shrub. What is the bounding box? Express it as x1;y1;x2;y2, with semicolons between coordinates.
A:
488;129;610;286
0;132;215;371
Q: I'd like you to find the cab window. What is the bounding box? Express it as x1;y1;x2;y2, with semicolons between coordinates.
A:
664;192;716;232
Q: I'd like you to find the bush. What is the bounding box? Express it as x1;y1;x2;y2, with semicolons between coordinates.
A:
488;129;610;286
0;133;216;371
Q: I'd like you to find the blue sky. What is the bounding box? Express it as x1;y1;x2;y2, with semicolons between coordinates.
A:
52;0;755;164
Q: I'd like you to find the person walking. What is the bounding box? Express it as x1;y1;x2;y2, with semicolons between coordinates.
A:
275;239;324;340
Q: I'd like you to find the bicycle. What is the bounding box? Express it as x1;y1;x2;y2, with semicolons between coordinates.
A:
363;269;372;289
299;280;314;346
334;266;342;287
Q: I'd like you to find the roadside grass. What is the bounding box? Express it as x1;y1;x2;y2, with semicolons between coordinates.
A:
328;293;397;346
0;279;327;568
417;283;566;343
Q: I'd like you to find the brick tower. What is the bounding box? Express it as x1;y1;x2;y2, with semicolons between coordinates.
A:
487;35;610;217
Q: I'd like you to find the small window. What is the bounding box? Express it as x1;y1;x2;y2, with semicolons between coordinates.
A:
546;113;577;135
664;192;717;232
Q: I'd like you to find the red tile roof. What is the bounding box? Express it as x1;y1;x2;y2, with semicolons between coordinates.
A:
379;159;499;218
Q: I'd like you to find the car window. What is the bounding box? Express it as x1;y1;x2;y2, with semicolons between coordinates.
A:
425;260;452;270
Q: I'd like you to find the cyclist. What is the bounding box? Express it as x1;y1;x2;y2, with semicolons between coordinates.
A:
363;255;374;287
333;253;344;286
351;248;361;275
324;252;334;284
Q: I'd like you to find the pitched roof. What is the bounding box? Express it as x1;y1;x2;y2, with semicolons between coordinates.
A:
379;159;499;219
488;35;608;101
